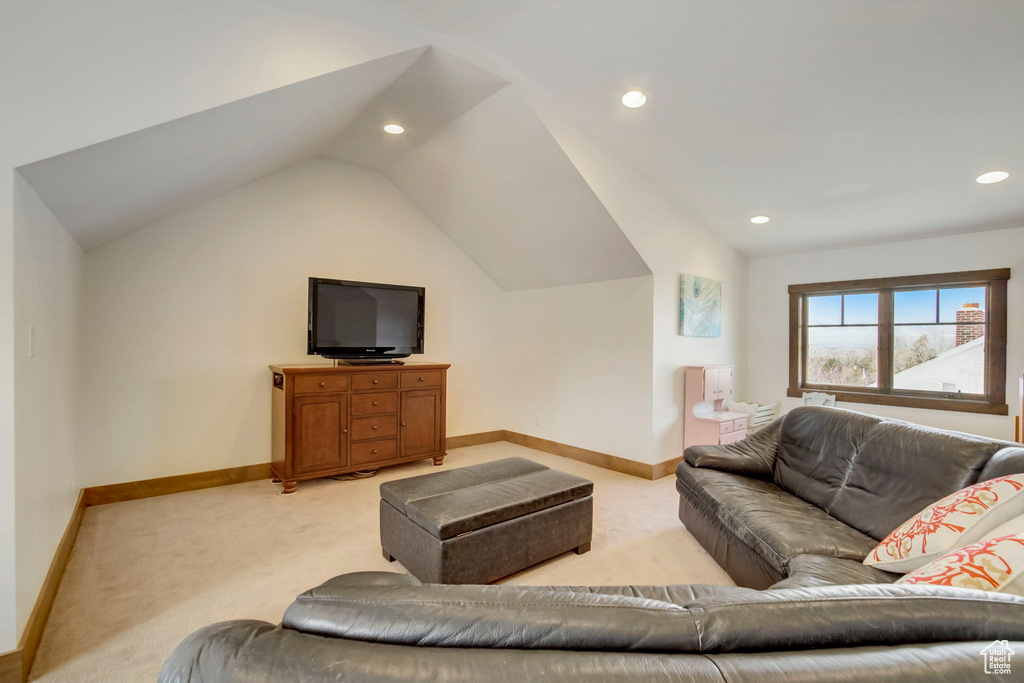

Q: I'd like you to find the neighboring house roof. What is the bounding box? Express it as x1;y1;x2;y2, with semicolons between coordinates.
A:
891;336;985;394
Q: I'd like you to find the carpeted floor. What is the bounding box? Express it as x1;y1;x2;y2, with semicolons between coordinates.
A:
29;442;732;682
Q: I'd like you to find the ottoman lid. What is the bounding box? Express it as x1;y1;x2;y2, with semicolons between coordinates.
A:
380;457;594;540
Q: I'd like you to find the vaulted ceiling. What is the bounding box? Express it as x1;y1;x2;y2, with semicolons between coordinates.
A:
358;0;1024;257
16;46;649;291
16;1;1024;264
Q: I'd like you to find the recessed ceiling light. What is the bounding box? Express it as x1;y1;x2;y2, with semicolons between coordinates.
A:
621;91;647;108
750;215;770;224
383;124;405;135
976;170;1009;184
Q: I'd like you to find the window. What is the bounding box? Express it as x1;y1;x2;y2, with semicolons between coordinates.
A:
788;269;1009;414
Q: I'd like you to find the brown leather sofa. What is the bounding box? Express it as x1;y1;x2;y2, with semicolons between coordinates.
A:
677;406;1024;589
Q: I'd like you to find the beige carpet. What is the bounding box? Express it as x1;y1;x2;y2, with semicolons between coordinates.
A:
29;442;732;682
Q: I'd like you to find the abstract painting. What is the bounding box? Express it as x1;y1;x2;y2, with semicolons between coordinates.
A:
679;274;722;337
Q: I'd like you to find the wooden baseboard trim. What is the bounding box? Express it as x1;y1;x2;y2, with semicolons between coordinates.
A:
449;430;681;480
16;489;86;681
0;648;21;683
502;431;656;479
445;431;506;449
650;456;683;480
82;463;273;507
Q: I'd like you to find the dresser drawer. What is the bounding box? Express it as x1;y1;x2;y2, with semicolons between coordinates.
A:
719;420;733;435
350;439;397;466
351;415;398;441
401;370;442;388
351;373;399;392
351;392;398;416
294;375;349;394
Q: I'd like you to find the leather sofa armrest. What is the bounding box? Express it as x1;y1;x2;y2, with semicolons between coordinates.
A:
682;416;782;477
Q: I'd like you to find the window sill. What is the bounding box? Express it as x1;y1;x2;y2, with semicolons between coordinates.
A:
786;388;1008;415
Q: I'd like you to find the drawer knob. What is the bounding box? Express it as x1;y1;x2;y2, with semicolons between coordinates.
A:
418;377;425;382
401;422;406;427
372;425;379;430
372;449;379;454
372;379;379;385
319;382;326;387
342;428;348;434
372;401;378;406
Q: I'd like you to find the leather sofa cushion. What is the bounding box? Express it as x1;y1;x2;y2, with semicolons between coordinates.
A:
769;554;900;590
827;422;1001;540
773;407;881;512
676;464;877;574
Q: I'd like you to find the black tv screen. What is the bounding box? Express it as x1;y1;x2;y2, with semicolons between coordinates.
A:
308;278;424;359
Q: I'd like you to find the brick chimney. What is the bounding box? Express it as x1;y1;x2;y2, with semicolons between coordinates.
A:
955;303;985;346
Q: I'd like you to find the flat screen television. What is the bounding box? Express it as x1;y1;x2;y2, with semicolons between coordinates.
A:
307;278;424;361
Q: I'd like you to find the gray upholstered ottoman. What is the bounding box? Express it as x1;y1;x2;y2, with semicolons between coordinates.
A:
379;457;593;584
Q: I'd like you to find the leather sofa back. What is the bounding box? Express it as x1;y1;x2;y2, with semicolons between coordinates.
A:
773;407;880;512
828;421;1003;539
772;407;1021;540
281;572;1024;654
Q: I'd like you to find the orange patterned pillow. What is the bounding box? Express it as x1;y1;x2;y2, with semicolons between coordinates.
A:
864;474;1024;573
896;521;1024;596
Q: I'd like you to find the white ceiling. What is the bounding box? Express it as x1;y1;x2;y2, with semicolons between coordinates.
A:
387;86;649;290
18;1;1024;261
17;48;427;250
17;45;649;290
352;0;1024;257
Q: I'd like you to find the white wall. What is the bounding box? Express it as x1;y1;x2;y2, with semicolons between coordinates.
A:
0;178;17;650
1;0;441;646
528;103;749;463
12;174;84;634
748;226;1024;439
79;158;507;486
501;276;656;462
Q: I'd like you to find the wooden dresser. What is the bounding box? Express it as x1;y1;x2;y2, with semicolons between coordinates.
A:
269;362;449;494
683;365;748;451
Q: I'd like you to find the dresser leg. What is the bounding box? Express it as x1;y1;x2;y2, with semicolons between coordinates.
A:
281;480;297;495
432;455;445;466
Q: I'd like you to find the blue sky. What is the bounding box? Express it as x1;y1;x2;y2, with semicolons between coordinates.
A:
808;287;985;326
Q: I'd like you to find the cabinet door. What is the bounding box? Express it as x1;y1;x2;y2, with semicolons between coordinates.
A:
293;395;348;474
703;368;719;402
718;368;733;400
400;389;442;458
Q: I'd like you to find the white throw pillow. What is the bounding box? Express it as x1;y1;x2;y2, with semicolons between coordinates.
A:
864;474;1024;573
895;517;1024;596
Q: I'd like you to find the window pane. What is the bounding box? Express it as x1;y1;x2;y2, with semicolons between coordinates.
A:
843;293;878;324
939;286;986;323
894;289;936;323
893;324;985;394
807;295;841;325
806;326;877;387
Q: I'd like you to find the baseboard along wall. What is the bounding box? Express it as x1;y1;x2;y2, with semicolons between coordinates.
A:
9;429;676;681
